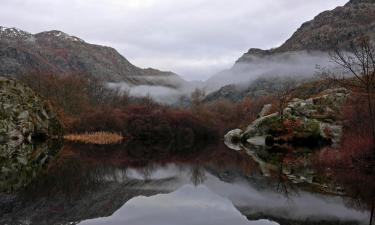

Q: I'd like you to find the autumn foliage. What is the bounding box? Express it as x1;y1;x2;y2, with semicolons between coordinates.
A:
19;73;267;144
313;93;375;203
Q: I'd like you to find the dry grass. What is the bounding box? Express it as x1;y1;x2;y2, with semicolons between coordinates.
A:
64;132;124;145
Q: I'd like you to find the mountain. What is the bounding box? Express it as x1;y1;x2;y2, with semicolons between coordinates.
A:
236;0;375;63
206;0;375;100
0;27;186;88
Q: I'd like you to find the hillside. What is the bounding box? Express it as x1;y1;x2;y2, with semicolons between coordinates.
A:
206;0;375;96
236;0;375;63
0;27;186;88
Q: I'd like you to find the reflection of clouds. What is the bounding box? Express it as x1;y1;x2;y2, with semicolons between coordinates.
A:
200;173;370;224
80;164;369;225
79;185;279;225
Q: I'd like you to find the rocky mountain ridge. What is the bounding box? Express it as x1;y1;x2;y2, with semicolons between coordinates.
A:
206;0;375;99
0;26;186;88
236;0;375;63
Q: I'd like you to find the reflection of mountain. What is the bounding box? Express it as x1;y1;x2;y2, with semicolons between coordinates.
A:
79;185;273;225
0;143;369;225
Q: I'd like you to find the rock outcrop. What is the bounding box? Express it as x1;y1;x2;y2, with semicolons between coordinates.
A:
0;77;63;146
225;88;350;150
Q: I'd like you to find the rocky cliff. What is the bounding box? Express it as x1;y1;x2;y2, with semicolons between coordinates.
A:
0;27;186;88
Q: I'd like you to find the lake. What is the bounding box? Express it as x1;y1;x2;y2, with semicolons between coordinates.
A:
0;141;371;225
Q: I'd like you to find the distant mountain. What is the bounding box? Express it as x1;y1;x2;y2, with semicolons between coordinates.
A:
206;0;375;100
0;27;186;88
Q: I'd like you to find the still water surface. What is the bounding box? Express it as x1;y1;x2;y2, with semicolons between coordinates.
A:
0;142;371;225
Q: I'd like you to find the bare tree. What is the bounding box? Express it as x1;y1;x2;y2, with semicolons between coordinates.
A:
273;79;297;120
320;36;375;225
321;36;375;153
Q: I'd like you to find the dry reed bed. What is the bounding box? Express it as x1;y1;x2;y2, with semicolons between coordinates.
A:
64;132;124;145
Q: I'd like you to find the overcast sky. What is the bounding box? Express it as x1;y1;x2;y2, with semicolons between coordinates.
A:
0;0;348;81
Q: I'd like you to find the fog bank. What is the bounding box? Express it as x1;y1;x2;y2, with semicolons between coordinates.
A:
205;51;334;91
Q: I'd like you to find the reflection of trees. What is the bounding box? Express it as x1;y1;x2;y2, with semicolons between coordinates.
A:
275;155;298;200
138;163;156;181
190;165;207;186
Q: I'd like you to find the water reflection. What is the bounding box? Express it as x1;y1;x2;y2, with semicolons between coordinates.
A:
79;185;278;225
0;141;371;225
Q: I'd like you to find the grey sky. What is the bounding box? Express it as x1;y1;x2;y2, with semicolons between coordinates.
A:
0;0;348;81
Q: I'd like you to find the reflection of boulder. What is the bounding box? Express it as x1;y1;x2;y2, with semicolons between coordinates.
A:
0;142;61;191
0;141;62;192
224;129;243;151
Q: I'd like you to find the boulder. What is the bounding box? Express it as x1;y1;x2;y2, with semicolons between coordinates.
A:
224;129;243;151
257;104;272;118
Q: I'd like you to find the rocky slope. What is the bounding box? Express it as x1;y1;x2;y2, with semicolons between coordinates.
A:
206;0;375;96
0;77;62;145
236;0;375;63
0;27;186;88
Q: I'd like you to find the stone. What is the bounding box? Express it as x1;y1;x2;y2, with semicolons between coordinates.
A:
224;129;243;151
258;104;272;118
247;136;266;146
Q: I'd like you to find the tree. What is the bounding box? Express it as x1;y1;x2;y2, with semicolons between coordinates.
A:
321;36;375;154
320;36;375;225
273;79;297;120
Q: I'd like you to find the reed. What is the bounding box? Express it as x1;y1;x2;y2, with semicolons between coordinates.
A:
64;132;123;144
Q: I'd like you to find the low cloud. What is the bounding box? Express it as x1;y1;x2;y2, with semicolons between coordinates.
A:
205;51;334;91
107;82;184;104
